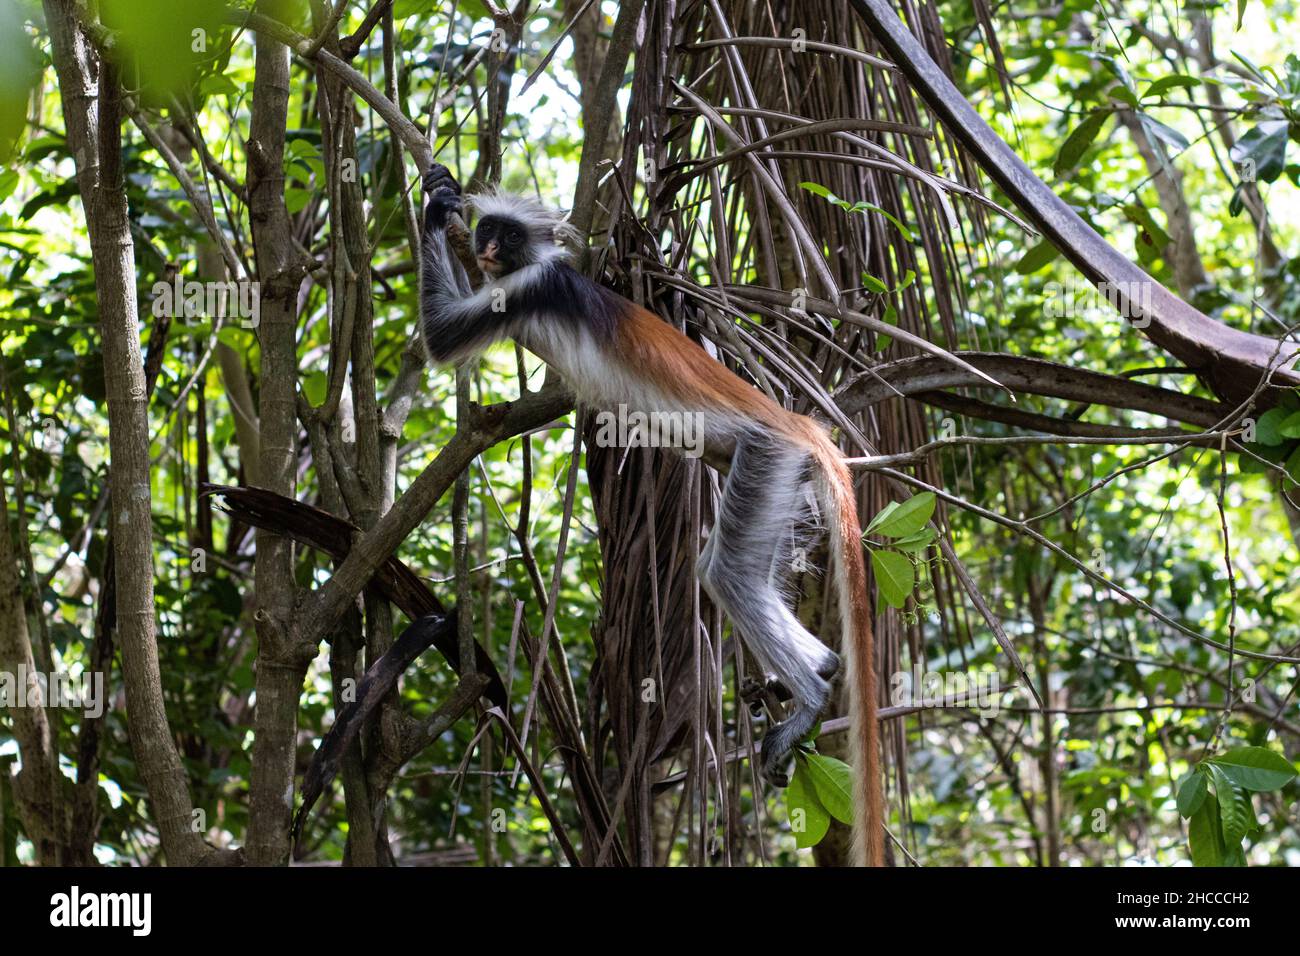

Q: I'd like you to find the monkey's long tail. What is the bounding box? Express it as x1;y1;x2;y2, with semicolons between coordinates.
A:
810;438;884;867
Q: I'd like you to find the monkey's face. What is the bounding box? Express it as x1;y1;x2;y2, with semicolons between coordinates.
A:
474;215;529;278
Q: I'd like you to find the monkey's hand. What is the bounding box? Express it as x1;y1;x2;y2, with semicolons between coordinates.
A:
421;163;463;226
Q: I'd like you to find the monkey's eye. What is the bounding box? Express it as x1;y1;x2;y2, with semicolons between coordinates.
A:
505;229;523;247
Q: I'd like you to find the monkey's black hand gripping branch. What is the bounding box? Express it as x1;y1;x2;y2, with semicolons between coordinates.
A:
292;611;462;851
421;161;460;197
422;162;463;227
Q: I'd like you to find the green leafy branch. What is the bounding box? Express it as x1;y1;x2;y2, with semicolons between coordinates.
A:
1237;389;1300;486
1176;746;1297;866
863;492;936;610
799;181;917;242
785;733;854;849
859;268;915;352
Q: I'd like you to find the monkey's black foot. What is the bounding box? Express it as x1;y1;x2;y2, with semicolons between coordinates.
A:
431;186;462;214
760;727;797;788
764;766;791;788
741;675;794;718
741;674;792;703
760;693;828;788
421;175;462;229
760;741;794;788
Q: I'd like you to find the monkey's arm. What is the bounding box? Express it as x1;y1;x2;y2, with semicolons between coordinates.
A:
420;164;560;367
418;165;489;365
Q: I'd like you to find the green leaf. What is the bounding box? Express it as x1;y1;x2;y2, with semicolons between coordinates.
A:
1139;113;1190;152
846;200;917;241
1121;202;1172;250
1286;445;1300;485
0;169;18;203
799;180;834;202
1228;183;1246;217
198;73;239;98
1236;0;1248;29
801;183;916;241
861;273;888;294
873;304;898;352
787;758;831;848
303;371;328;407
1143;75;1201;99
892;527;936;555
285;137;322;162
871;549;915;609
1230;50;1272;88
1053;109;1111;176
1176;769;1208;819
23;134;67;163
1256;408;1289;446
1188;794;1225;866
1207;764;1248;848
802;753;855;826
1280;411;1300;439
872;493;936;538
216;325;251;350
1231;119;1289;183
1106;85;1140;108
1014;240;1059;275
1242;789;1261;832
285;186;312;214
864;500;899;534
1208;746;1298;791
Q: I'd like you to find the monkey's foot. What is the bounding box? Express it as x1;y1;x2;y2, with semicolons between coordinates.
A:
741;675;794;718
740;674;793;703
759;726;798;788
760;694;828;788
760;749;792;788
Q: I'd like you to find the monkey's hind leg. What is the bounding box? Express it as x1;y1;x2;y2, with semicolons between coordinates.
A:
698;433;840;787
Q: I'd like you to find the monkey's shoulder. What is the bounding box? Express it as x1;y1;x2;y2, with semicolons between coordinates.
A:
526;261;630;341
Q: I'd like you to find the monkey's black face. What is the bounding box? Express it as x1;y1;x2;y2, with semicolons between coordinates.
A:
474;215;529;278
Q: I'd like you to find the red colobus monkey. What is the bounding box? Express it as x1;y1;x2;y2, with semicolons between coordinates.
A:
419;164;884;866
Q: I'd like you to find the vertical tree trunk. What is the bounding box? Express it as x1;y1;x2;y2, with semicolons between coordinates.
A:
245;0;315;866
42;0;215;865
